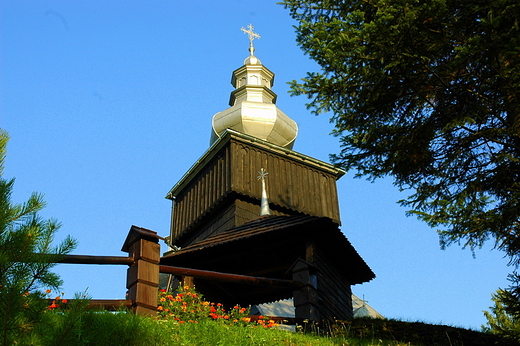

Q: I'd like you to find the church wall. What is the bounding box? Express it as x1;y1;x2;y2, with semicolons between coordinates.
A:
170;144;232;243
169;134;343;246
176;202;237;248
312;244;354;320
230;140;341;223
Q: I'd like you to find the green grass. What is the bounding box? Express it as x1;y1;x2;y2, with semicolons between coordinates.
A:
19;309;517;346
28;310;405;346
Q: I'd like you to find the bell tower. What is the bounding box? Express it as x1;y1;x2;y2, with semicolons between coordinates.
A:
166;24;344;247
162;25;374;320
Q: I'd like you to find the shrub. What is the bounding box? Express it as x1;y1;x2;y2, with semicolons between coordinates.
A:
157;285;278;328
0;129;77;345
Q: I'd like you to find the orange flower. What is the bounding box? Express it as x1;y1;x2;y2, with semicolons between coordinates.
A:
45;289;52;294
62;299;68;304
157;306;163;311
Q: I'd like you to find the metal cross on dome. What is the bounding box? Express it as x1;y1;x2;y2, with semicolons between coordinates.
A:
241;24;261;54
257;168;270;216
257;168;268;181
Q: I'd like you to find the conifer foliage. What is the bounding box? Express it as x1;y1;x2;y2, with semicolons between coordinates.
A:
483;286;520;342
0;129;77;344
282;0;520;337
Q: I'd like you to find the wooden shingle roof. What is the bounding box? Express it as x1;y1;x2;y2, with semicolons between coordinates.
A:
162;215;374;286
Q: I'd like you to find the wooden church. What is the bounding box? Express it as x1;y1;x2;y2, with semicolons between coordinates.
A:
160;25;375;321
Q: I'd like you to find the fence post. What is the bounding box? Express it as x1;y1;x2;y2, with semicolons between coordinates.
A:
292;259;320;321
121;225;161;316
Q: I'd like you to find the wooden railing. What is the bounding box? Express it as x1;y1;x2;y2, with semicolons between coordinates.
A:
55;225;307;320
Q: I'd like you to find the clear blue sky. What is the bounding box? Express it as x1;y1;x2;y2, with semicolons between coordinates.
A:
1;0;512;330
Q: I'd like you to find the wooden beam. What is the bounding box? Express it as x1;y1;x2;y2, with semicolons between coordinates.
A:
159;265;303;289
57;254;134;265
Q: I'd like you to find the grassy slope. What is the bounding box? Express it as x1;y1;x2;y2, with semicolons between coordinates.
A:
334;317;520;346
33;310;519;346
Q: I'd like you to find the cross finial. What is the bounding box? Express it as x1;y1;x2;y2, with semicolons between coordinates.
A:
241;24;261;56
361;294;369;307
257;168;270;216
257;168;269;181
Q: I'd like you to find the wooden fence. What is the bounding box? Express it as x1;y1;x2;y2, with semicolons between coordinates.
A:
55;225;305;322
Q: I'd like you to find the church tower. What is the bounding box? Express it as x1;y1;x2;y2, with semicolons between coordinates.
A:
211;25;298;150
162;25;374;321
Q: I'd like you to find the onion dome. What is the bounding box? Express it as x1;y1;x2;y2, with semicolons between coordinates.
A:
210;25;298;149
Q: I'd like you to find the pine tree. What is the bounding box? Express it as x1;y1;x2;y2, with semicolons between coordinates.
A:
282;0;520;332
483;286;520;342
0;129;77;344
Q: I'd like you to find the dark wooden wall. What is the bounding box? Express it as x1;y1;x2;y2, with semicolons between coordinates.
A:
168;132;344;246
312;244;354;320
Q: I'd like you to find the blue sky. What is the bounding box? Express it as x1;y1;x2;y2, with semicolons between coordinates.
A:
1;0;512;330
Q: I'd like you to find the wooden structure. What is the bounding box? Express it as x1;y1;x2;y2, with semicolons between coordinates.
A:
162;130;375;321
166;129;344;248
122;225;161;315
162;37;373;321
162;215;373;320
53;225;303;318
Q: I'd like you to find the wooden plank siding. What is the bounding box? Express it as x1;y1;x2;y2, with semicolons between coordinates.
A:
167;130;345;246
169;144;233;244
312;244;354;320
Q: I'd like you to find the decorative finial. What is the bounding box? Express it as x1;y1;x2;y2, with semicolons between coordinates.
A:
257;168;270;216
241;24;261;56
361;295;369;307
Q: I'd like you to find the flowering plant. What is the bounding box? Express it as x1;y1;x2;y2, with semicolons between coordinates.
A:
46;290;68;310
157;285;278;328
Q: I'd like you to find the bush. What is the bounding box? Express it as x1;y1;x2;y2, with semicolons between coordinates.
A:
0;129;77;345
157;285;279;328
